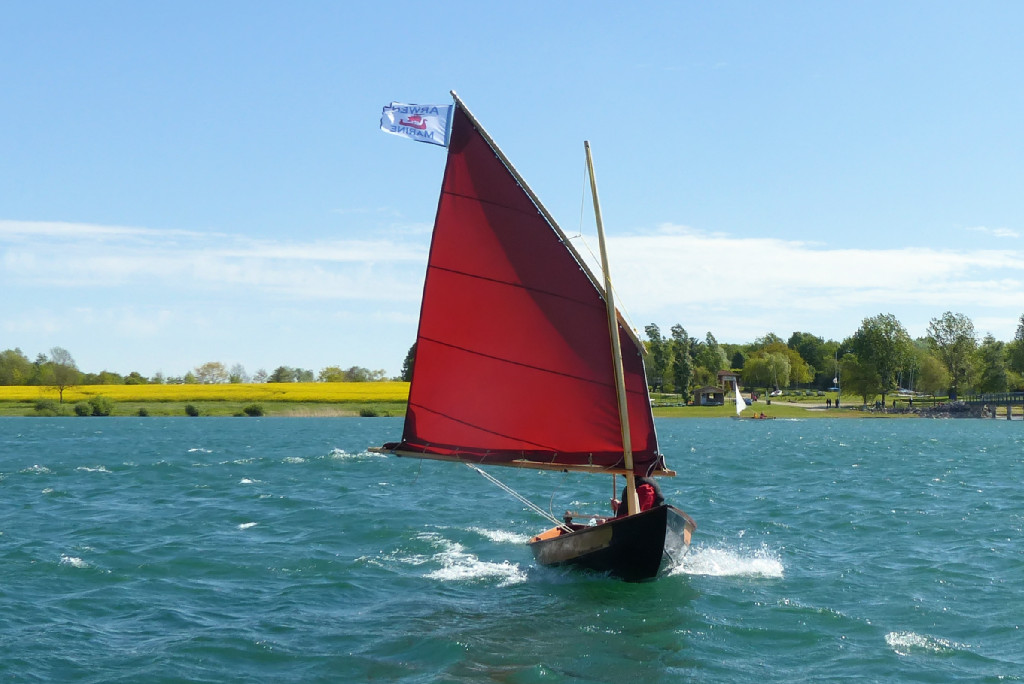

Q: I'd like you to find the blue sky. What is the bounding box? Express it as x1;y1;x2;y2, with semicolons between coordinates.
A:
3;1;1023;378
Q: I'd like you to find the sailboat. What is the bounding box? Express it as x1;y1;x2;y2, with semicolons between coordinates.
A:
732;379;745;417
374;92;696;581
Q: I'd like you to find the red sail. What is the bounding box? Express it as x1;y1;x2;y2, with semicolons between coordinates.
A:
394;105;661;474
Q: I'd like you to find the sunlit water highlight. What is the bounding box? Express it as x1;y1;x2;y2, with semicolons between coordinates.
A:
2;417;1022;681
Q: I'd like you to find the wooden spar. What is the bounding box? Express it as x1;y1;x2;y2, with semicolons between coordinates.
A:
370;447;676;476
585;141;639;517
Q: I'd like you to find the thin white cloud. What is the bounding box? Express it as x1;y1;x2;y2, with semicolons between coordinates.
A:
0;219;428;300
967;225;1020;239
4;218;1024;348
599;224;1024;341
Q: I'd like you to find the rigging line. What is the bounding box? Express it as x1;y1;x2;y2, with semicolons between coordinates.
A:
547;469;573;521
574;153;588;240
465;463;571;532
570;233;642;338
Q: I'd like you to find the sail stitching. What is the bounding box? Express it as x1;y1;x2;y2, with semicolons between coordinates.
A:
441;187;600;293
407;401;559;452
418;334;650;395
427;263;602;310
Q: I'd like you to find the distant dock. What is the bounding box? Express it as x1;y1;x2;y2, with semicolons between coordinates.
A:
963;392;1024;420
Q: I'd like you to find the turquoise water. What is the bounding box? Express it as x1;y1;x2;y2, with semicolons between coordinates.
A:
2;417;1022;682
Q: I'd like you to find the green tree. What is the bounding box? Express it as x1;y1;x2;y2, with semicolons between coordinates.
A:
229;364;249;383
788;332;828;387
975;334;1008;394
342;366;384;382
752;333;784;350
741;355;772;389
194;362;230;384
926;311;976;400
88;395;115;416
268;366;298;383
849;313;913;407
841;354;883;405
0;348;33;385
84;370;124;385
750;341;811;388
765;352;792;389
916;353;950;396
670;324;693;401
401;343;417;382
49;347;80;404
124;371;149;385
644;324;670;392
319;366;346;382
742;351;791;390
1007;314;1024;374
695;332;729;377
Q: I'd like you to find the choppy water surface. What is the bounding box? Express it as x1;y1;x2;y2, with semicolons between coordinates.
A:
1;417;1022;681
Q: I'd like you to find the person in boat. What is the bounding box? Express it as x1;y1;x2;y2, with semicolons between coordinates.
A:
611;476;665;518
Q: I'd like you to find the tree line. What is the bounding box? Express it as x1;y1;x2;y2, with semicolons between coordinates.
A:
0;348;393;398
643;311;1024;406
5;310;1023;407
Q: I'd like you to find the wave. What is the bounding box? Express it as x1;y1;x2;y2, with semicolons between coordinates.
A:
76;465;110;473
327;448;386;460
425;554;526;586
671;543;784;578
469;527;532;545
59;554;89;569
885;631;969;656
418;532;527;586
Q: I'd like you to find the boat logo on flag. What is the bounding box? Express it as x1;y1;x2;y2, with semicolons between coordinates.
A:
400;114;428;130
380;102;452;147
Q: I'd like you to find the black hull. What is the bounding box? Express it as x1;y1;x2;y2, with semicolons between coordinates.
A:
528;505;696;582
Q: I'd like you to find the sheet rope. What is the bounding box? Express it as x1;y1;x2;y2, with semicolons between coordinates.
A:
466;464;572;532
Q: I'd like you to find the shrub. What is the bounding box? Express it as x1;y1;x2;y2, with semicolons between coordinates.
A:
74;402;92;416
359;408;379;417
137;407;150;417
184;404;200;417
88;396;114;416
242;403;265;417
34;399;60;415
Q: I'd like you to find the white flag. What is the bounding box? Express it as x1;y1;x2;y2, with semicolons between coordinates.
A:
380;102;452;147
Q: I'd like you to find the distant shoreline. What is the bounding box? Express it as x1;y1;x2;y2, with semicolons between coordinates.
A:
0;383;1008;419
0;400;977;419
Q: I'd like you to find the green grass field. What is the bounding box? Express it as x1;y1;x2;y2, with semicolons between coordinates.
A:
0;383;942;418
0;382;409;417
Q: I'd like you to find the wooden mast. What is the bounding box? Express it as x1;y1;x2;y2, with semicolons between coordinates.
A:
585;141;639;517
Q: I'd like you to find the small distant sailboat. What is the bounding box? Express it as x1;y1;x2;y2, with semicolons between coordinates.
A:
373;92;696;581
733;379;745;418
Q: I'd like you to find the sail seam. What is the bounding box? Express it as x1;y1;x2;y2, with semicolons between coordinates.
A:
406;401;559;452
418;335;650;395
426;263;602;310
440;187;601;294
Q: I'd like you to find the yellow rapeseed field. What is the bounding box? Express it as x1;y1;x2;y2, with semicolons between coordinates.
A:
0;382;410;404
